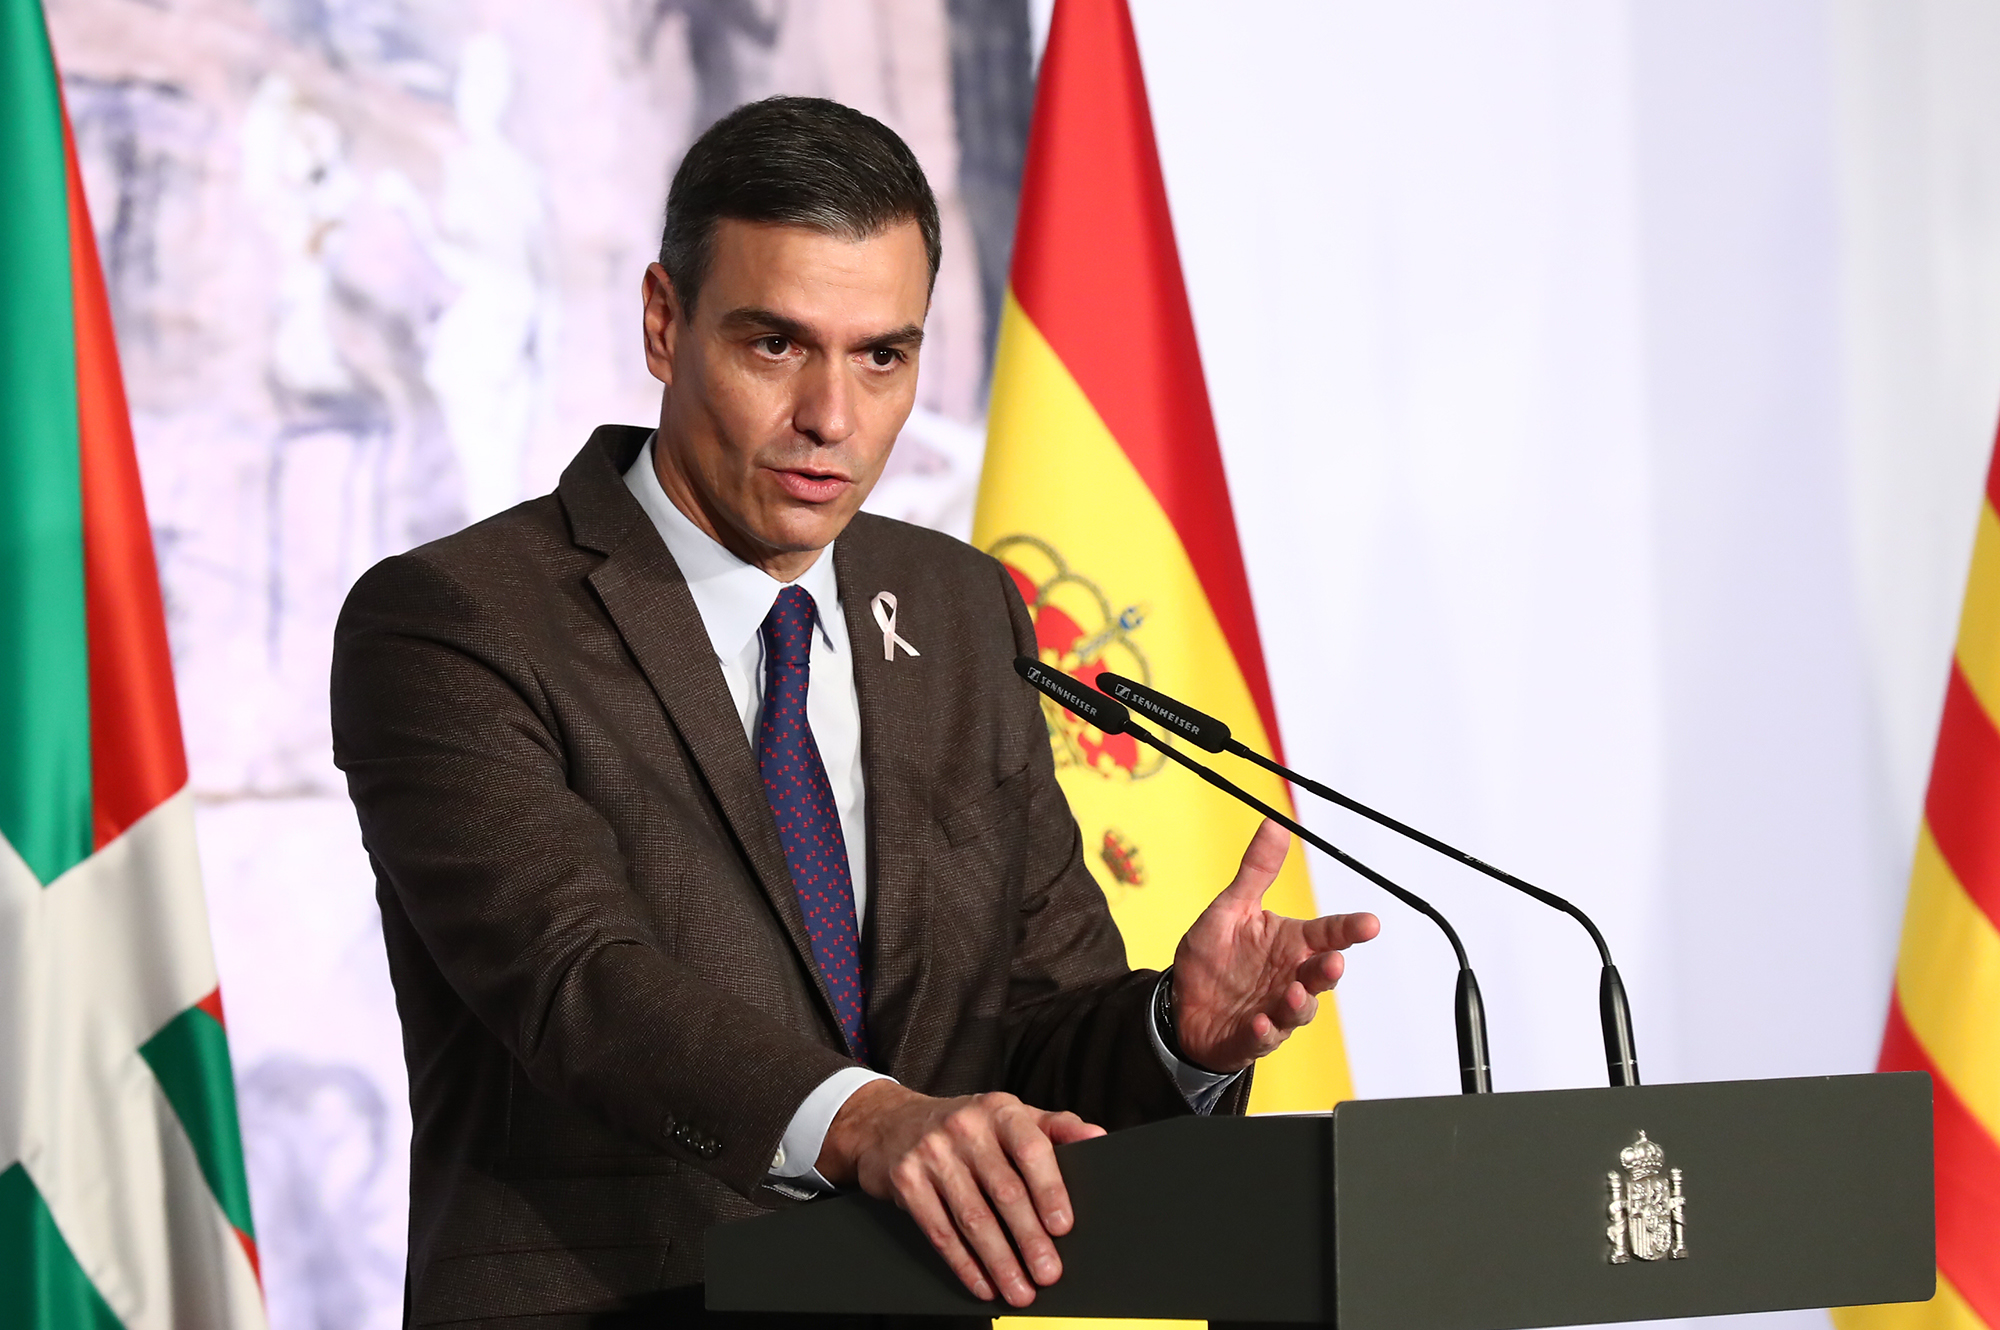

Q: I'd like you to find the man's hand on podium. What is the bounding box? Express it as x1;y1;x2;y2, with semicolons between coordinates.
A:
813;820;1378;1309
817;1080;1101;1307
1171;818;1381;1073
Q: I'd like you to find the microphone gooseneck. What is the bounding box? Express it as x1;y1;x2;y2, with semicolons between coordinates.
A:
1600;965;1639;1087
1015;657;1494;1095
1456;967;1493;1094
1097;670;1639;1089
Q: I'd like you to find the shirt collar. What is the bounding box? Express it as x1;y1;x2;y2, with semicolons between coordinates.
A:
622;432;843;663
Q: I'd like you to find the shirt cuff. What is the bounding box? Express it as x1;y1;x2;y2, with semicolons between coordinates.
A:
1149;972;1242;1115
766;1065;895;1195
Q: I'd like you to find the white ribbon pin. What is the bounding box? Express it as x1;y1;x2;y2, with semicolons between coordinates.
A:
871;591;920;662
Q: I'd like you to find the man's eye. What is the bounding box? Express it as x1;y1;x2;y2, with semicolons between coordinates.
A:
869;348;901;367
758;336;790;356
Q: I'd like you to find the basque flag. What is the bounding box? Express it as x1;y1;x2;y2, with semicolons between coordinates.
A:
1;2;265;1326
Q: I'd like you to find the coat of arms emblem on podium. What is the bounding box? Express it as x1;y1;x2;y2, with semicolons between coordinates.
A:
1606;1130;1688;1263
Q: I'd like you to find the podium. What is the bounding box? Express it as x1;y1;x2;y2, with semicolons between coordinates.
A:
707;1072;1933;1328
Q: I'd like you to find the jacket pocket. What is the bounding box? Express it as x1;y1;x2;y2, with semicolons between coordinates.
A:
938;764;1032;849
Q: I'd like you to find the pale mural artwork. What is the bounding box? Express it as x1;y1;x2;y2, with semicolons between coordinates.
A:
40;1;1028;1324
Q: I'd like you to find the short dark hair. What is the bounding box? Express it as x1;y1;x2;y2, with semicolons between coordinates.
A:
659;96;942;313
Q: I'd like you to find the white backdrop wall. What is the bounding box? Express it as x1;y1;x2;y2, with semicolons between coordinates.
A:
1144;0;2000;1312
42;1;2000;1326
1142;4;2000;1320
1140;0;2000;1085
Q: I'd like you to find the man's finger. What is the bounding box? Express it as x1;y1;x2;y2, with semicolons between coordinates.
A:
1220;818;1292;905
1000;1109;1077;1237
1040;1110;1106;1146
1266;979;1318;1033
983;1112;1067;1280
1299;911;1380;953
1249;1010;1282;1053
958;1112;1060;1289
1296;950;1345;994
935;1147;1039;1307
897;1168;993;1302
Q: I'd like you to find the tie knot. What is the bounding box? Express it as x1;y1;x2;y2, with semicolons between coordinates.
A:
762;584;818;667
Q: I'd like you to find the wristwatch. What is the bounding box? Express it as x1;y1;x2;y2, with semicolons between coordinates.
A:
1152;965;1179;1056
1154;965;1221;1072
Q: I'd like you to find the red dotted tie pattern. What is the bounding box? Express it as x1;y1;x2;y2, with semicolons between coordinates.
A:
757;585;870;1063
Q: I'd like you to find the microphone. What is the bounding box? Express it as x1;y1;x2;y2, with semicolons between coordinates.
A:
1095;670;1640;1088
1014;656;1494;1094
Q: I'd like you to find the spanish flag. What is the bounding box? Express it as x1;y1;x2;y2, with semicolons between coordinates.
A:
1833;435;2000;1330
1;2;264;1325
973;0;1353;1122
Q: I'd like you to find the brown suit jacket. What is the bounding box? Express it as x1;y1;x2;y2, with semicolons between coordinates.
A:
331;426;1249;1325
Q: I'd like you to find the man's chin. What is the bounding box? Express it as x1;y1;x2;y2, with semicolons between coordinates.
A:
750;505;861;559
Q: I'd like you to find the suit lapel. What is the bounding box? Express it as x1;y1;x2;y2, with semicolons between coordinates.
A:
836;529;935;1073
563;428;839;1030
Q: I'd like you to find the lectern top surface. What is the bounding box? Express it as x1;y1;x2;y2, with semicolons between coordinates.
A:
705;1072;1934;1328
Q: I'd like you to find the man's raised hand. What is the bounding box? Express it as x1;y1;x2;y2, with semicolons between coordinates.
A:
816;1080;1103;1307
1172;818;1381;1073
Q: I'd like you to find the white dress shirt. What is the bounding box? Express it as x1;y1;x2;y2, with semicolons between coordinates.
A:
622;437;1235;1193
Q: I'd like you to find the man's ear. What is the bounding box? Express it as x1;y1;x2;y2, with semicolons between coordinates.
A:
641;262;683;387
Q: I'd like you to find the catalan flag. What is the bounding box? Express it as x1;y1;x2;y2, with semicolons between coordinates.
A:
1834;439;2000;1330
972;0;1352;1123
0;2;264;1326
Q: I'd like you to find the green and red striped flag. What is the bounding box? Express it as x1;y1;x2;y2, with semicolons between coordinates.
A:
1;2;265;1326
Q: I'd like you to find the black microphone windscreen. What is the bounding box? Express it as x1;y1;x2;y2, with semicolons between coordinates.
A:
1094;672;1231;753
1013;656;1130;734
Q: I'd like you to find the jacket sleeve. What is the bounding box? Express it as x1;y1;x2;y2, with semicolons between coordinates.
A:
331;552;856;1198
991;561;1253;1124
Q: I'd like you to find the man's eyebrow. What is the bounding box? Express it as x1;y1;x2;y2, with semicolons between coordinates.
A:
716;306;813;341
715;306;924;352
864;324;926;351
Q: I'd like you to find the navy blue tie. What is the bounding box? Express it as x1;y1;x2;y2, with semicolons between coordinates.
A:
757;585;870;1062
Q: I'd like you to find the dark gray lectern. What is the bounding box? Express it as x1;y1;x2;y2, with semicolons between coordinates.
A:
707;1072;1933;1328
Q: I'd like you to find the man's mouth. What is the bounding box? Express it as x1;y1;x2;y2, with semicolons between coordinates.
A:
769;467;851;504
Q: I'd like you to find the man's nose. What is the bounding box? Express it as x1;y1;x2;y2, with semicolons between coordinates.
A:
793;353;856;447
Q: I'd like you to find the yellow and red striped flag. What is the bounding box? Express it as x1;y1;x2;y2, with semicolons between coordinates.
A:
973;0;1352;1119
1835;441;2000;1330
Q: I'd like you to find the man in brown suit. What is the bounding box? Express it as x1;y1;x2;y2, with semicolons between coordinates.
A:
332;98;1377;1327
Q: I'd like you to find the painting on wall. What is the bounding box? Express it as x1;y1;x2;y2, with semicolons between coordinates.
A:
43;1;1031;1322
